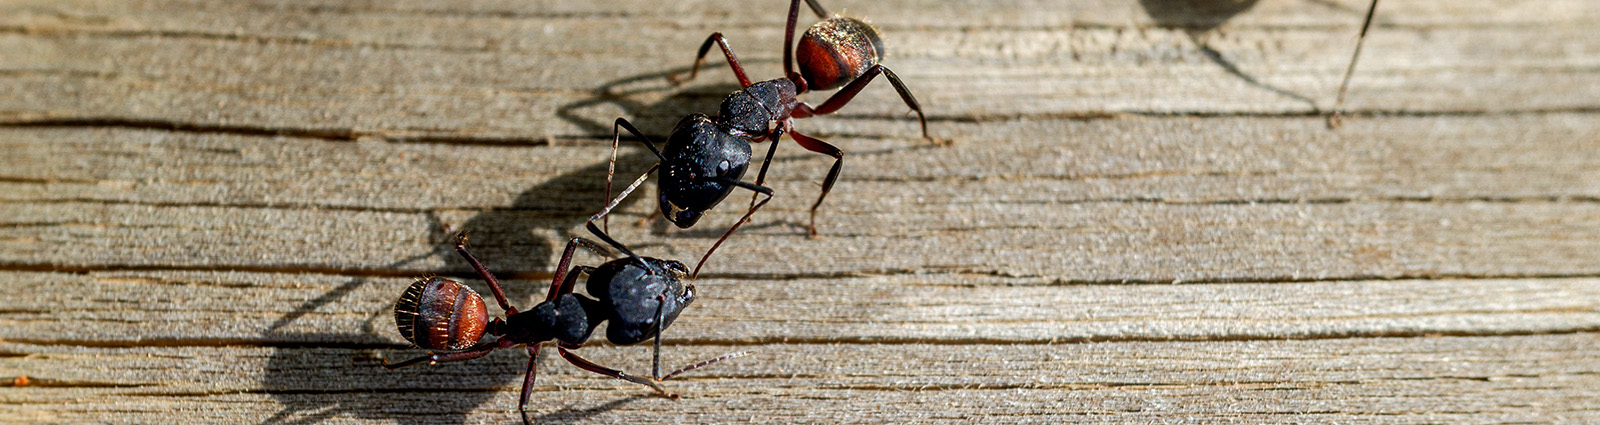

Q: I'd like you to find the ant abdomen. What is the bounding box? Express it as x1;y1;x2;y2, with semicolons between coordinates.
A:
394;277;489;350
796;17;885;90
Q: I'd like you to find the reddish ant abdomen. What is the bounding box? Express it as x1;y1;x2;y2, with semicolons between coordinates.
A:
796;17;885;90
393;277;489;350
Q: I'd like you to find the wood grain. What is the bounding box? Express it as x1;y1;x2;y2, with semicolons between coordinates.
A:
2;0;1597;423
4;335;1599;423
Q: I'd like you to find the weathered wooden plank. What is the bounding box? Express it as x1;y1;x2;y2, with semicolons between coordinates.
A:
10;0;1587;32
4;334;1599;423
5;114;1599;209
3;0;1597;423
4;270;1598;345
5;113;1600;280
2;0;1597;139
6;195;1600;280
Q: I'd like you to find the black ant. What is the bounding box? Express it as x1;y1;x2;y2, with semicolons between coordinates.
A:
604;0;935;275
384;233;744;425
1328;0;1380;129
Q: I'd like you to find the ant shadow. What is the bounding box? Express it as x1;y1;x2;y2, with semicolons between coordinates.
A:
1138;0;1319;109
255;225;530;425
255;67;739;425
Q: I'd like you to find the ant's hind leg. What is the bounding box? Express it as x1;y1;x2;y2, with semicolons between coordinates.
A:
783;0;831;78
795;64;936;143
383;339;514;369
671;33;754;87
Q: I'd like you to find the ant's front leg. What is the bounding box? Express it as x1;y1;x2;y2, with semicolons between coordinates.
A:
555;344;678;399
695;179;774;277
744;128;785;222
645;294;755;381
607;118;666;232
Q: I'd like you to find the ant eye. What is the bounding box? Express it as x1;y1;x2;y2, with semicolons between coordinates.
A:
716;160;730;176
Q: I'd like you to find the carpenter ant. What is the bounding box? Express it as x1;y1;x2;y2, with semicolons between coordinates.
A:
603;0;934;275
385;233;744;425
1328;0;1379;129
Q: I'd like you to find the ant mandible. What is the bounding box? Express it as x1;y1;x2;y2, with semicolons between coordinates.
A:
384;233;744;425
603;0;935;275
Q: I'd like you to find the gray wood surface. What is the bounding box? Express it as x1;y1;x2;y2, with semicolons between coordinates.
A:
3;0;1598;423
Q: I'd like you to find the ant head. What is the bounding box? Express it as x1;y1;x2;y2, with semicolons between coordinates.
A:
393;277;489;350
659;114;752;228
588;257;698;345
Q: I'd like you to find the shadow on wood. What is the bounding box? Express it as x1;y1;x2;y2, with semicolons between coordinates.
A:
252;67;736;424
1138;0;1317;108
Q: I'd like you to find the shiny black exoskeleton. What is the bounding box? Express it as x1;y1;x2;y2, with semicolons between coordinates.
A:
604;0;935;276
634;76;801;230
383;233;744;425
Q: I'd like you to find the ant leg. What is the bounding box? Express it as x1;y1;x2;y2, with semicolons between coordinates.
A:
608;118;666;232
670;33;753;87
694;179;774;277
584;161;658;267
517;344;541;425
743;132;782;224
594;163;661;229
546;237;610;301
794;64;933;142
383;338;514;369
1328;0;1380;129
652;295;667;380
555;346;678;399
586;221;645;267
644;294;754;383
783;0;831;81
782;130;842;237
547;264;597;304
753;134;781;188
453;233;516;315
802;0;828;18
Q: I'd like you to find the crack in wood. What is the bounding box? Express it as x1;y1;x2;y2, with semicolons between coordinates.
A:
0;26;485;53
6;261;1600;288
5;106;1600;148
6;327;1600;349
